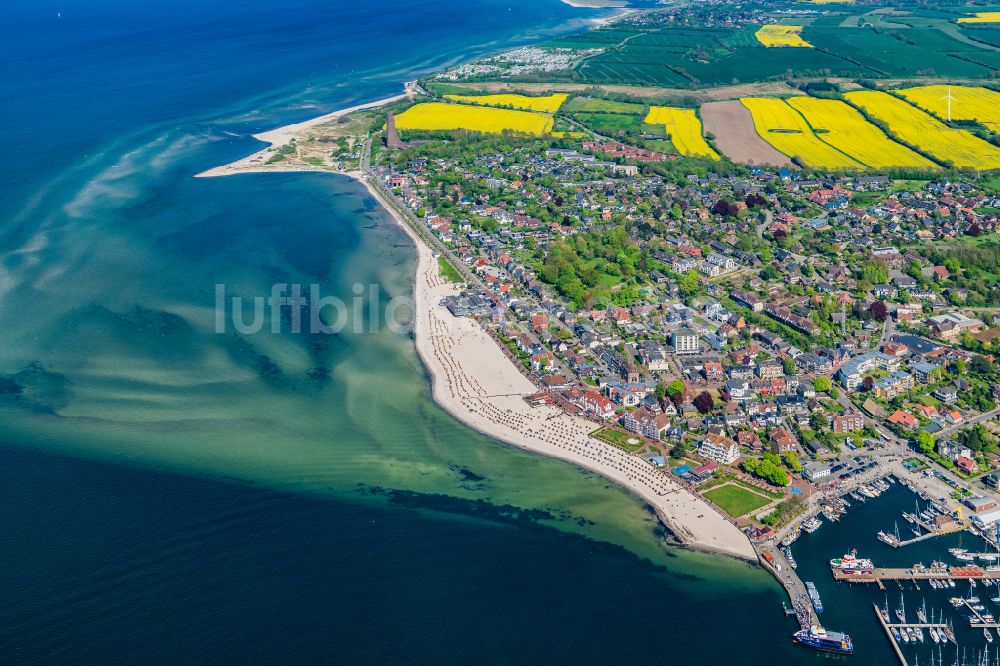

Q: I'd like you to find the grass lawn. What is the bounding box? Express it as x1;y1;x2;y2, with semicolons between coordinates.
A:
592;426;645;452
438;256;464;283
703;483;772;517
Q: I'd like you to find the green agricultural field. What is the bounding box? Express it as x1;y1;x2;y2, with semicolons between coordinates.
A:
703;484;772;517
578;57;692;87
562;96;649;114
803;26;995;77
569;112;661;136
962;28;1000;48
530;10;1000;88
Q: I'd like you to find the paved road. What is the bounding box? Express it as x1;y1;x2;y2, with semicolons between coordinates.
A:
934;406;1000;439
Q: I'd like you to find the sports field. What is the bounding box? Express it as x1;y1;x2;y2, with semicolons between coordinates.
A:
644;107;719;159
896;85;1000;132
755;25;813;47
703;484;772;517
844;90;1000;170
442;93;568;113
741;97;862;168
786;97;935;169
394;102;554;135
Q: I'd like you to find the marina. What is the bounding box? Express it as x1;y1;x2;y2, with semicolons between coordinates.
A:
779;474;1000;665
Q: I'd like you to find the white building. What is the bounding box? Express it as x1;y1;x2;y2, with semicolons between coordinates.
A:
803;462;831;481
698;436;740;464
672;327;699;355
971;508;1000;529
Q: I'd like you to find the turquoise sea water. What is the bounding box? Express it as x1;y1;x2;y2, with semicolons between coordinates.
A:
0;0;850;662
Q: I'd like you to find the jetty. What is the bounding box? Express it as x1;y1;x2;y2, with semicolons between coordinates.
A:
872;603;909;666
833;565;1000;590
961;598;1000;628
891;521;966;548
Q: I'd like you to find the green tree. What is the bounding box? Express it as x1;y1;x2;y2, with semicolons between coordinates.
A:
814;376;831;393
782;451;803;473
915;430;936;454
679;270;700;298
666;379;685;397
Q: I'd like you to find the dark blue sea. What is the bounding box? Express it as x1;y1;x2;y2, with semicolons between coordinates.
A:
0;1;890;662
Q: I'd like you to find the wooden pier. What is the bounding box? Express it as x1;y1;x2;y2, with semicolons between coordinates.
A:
961;598;1000;629
873;603;909;666
833;567;1000;585
892;522;966;548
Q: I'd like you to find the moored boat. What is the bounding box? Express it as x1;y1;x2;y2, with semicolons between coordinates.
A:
792;626;853;655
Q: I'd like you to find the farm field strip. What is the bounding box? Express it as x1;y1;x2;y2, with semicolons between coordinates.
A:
442;93;568;113
844;90;1000;170
896;85;1000;132
700;100;793;167
785;97;935;169
394;102;554;135
644;106;719;159
755;25;813;47
958;12;1000;23
741;97;863;168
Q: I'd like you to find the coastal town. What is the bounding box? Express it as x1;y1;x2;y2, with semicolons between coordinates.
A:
365;117;1000;663
372;121;1000;522
196;2;1000;659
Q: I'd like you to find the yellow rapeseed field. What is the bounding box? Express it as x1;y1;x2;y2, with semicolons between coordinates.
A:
958;12;1000;23
755;25;813;48
394;102;554;135
896;85;1000;132
741;98;862;168
644;107;719;159
844;90;1000;170
786;97;935;169
442;93;568;113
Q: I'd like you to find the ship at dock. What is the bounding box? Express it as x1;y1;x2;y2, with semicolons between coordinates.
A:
830;550;874;575
805;581;823;613
792;625;854;655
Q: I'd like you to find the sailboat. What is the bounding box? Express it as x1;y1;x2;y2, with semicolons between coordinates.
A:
897;593;907;623
919;598;929;623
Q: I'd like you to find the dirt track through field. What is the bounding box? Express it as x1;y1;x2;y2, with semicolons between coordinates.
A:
701;100;794;167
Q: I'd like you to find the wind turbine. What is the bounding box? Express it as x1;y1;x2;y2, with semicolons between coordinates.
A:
940;86;957;122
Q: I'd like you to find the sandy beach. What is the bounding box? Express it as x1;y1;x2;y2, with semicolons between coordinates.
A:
195;82;417;179
357;175;757;562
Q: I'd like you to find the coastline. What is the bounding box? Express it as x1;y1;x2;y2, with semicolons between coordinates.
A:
195;83;417;179
195;25;758;562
